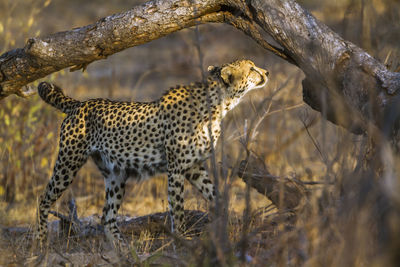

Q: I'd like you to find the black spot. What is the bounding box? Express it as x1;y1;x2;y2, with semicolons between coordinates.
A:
192;173;200;180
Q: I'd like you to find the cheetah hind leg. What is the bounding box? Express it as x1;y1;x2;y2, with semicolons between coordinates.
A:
99;169;129;249
95;164;136;262
37;142;88;249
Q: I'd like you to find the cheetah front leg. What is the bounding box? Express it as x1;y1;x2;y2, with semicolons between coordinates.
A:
101;171;127;247
184;163;215;202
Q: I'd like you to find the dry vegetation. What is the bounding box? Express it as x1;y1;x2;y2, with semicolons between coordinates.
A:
0;0;400;266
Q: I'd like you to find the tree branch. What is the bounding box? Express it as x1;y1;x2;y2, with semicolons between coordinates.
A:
0;0;225;98
0;0;292;98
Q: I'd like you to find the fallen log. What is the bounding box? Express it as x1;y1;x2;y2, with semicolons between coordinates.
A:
237;154;308;210
1;201;209;241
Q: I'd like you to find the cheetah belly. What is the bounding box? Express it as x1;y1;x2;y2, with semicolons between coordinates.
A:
91;147;168;181
90;124;167;181
90;108;168;180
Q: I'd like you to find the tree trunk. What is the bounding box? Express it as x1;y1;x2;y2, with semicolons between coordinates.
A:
0;0;399;136
246;0;400;136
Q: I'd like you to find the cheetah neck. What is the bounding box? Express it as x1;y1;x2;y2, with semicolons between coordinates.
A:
208;80;246;118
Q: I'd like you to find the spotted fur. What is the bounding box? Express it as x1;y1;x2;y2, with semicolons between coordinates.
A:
36;59;269;246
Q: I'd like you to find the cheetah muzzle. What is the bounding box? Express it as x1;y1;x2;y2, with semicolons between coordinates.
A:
36;59;269;247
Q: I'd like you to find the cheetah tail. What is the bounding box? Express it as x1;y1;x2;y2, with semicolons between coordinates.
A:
38;82;80;114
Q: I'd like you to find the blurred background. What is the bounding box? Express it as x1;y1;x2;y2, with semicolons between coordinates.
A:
0;0;399;265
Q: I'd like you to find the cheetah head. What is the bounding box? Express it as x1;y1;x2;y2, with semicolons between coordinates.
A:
208;59;269;98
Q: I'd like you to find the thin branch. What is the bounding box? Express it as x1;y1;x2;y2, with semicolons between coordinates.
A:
300;115;326;163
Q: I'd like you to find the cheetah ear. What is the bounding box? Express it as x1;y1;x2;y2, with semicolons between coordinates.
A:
220;66;234;85
208;65;222;77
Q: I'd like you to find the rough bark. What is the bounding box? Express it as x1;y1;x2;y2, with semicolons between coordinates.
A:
0;0;399;136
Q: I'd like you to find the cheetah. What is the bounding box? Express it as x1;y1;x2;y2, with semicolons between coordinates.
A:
36;59;269;246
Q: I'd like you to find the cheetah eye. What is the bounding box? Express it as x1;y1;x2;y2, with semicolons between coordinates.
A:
228;74;234;84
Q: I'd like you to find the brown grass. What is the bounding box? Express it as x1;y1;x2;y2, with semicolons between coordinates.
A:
1;0;400;266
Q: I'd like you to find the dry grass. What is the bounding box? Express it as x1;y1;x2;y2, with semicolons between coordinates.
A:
1;0;400;266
